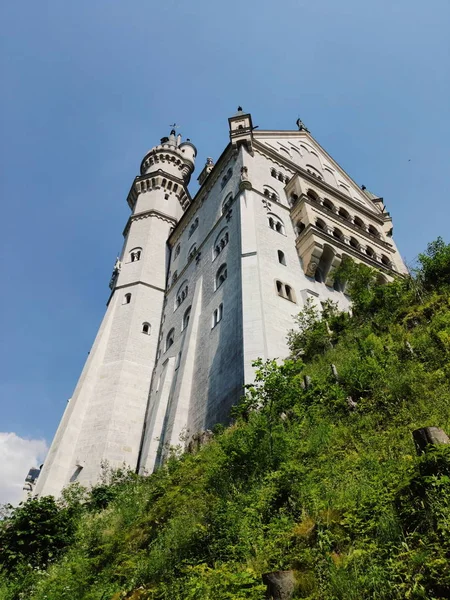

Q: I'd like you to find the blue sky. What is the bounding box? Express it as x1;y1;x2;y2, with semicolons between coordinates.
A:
0;0;449;486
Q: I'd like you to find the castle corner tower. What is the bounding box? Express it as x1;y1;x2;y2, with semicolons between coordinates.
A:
34;130;196;498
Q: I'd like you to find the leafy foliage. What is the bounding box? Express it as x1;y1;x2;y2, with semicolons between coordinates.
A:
0;238;449;599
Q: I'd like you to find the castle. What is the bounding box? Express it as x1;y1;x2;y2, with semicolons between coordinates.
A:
33;109;407;497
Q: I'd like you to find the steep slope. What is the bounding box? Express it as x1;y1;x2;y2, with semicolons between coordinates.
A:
1;238;449;600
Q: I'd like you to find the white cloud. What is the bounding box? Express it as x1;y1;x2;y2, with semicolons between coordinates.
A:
0;433;48;506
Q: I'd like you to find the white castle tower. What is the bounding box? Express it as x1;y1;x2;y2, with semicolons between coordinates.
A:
35;130;197;497
34;111;407;496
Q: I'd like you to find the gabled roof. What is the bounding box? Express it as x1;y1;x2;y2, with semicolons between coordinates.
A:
253;129;383;214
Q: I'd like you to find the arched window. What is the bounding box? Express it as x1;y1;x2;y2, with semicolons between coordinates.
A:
213;228;229;260
270;168;277;178
174;244;181;258
212;303;223;328
215;263;228;290
182;306;191;331
222;194;233;215
289;193;299;207
142;322;151;335
188;244;197;261
188;218;199;238
306;164;323;180
349;237;360;249
366;246;375;258
278;250;286;265
381;254;391;267
354;216;365;230
307;189;319;201
285;285;294;302
267;213;285;235
165;329;175;351
171;271;178;285
263;186;279;201
175;280;189;309
368;224;380;237
333;228;344;241
323;198;334;211
338;207;350;220
123;293;131;305
130;248;142;262
296;221;306;236
316;218;327;231
275;281;296;302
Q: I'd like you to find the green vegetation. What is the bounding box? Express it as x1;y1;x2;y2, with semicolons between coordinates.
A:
1;238;450;599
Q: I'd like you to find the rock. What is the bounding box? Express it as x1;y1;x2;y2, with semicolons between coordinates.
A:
412;427;450;454
262;570;296;599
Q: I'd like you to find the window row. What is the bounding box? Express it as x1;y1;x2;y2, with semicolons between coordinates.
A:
270;168;289;184
136;175;180;195
308;218;393;267
300;189;381;237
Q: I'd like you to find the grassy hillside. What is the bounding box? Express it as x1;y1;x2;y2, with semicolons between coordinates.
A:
1;238;450;600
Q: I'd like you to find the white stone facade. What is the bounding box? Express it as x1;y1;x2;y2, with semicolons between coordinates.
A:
34;112;407;497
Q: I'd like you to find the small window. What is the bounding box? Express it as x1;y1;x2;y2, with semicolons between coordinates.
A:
174;244;181;258
285;285;293;302
278;250;286;265
182;306;191;331
175;281;189;309
267;213;285;235
172;271;178;285
381;254;391;266
213;228;229;260
333;228;344;241
123;293;131;305
142;322;151;335
296;222;306;236
212;303;223;328
316;218;326;231
165;328;175;352
338;207;350;220
215;263;228;290
276;280;296;303
271;168;277;178
368;224;380;237
263;186;279;201
188;218;199;238
222;194;233;215
323;198;334;211
130;248;142;262
354;216;365;229
307;189;319;201
349;237;360;249
366;246;375;258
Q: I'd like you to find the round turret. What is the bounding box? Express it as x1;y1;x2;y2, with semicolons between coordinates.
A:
140;130;196;184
